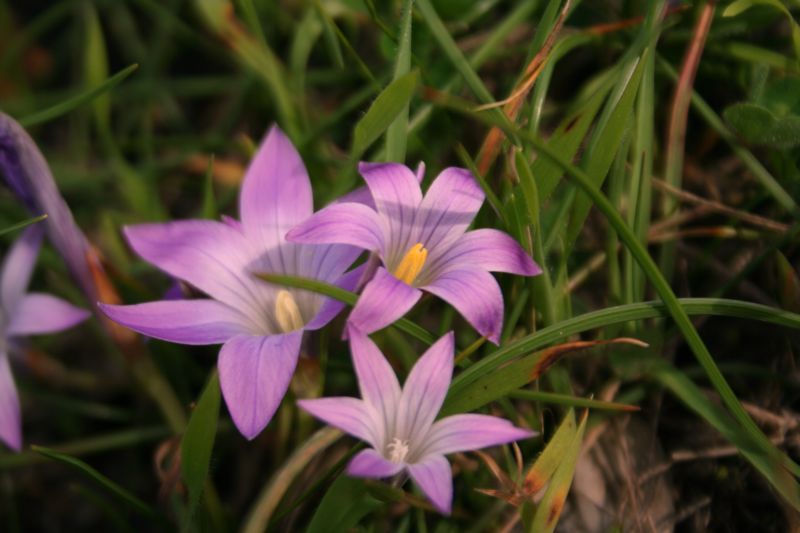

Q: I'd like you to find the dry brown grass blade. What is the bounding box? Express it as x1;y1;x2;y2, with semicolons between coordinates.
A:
475;0;572;175
530;337;649;382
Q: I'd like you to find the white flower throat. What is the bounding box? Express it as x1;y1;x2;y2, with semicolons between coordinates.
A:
274;290;304;333
387;437;410;463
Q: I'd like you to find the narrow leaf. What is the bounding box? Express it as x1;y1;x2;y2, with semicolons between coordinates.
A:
306;476;382;533
181;372;221;519
353;70;419;157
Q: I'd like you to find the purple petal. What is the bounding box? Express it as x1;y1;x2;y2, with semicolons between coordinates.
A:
416;167;484;253
348;327;401;441
423;268;503;344
429;228;541;277
218;332;302;439
358;163;422;247
99;300;248;345
0;353;21;451
407;455;453;515
335;163;425;210
347;448;405;478
124;220;255;309
285;202;386;255
420;414;535;457
239;126;313;247
0;113;98;303
396;332;454;444
1;224;43;312
304;264;365;331
7;293;89;337
298;397;380;447
346;267;422;336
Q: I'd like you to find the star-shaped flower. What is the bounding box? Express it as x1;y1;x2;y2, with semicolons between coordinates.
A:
100;126;361;439
298;327;535;514
286;163;542;344
1;225;90;450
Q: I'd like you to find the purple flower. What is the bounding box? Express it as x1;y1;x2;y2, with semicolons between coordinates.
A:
287;163;541;344
0;113;99;304
299;327;534;514
100;126;361;440
0;225;90;450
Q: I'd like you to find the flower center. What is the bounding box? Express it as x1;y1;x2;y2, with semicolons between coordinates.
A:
275;290;304;333
386;437;410;464
392;243;428;285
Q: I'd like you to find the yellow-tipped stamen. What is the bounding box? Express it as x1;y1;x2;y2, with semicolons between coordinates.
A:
392;243;428;285
275;290;304;333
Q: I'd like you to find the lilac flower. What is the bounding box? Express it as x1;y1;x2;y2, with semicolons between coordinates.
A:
100;126;361;440
287;163;541;344
0;225;90;450
298;327;534;515
0;113;98;304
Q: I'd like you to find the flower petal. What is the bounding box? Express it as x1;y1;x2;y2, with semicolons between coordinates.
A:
124;220;256;311
429;228;542;277
348;327;401;443
1;224;42;312
347;448;405;478
423;268;503;344
416;167;484;252
420;414;535;457
218;332;302;439
396;332;454;444
99;300;249;345
347;267;422;336
0;352;21;451
239;126;313;246
304;263;365;331
7;293;89;337
407;455;453;515
298;397;380;447
358;162;422;249
285;202;386;255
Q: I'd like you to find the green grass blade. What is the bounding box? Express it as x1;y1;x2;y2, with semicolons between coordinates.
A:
18;64;139;127
385;0;414;163
0;214;48;237
353;70;419;158
508;390;640;412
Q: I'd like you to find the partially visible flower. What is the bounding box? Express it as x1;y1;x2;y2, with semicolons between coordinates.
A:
100;126;361;440
0;113;98;303
0;225;90;450
287;163;541;344
298;327;534;514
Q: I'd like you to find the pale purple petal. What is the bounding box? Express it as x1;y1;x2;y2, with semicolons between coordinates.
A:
239;126;313;246
1;224;42;312
428;228;542;277
415;167;484;253
348;327;401;443
347;267;422;336
335;163;424;209
0;353;21;451
124;220;256;310
358;163;422;247
7;293;89;337
423;268;503;344
99;300;249;345
407;455;453;515
218;332;302;439
298;397;380;447
286;202;386;255
304;264;365;331
396;332;454;444
347;448;405;478
420;414;535;457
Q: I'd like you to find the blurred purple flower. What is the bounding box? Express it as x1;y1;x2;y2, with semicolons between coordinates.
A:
287;163;541;344
0;113;98;304
0;225;90;450
299;327;534;515
100;126;361;439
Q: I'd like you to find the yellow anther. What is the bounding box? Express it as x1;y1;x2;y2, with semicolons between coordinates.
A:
275;290;304;333
392;243;428;285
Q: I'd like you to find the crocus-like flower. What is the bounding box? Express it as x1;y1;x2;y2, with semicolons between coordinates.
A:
287;163;542;344
0;225;90;450
100;126;361;439
298;327;534;514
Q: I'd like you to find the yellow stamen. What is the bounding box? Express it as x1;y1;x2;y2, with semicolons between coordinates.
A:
275;290;304;333
392;243;428;285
